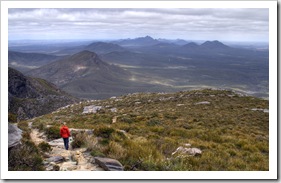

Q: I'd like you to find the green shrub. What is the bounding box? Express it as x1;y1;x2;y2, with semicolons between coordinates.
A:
9;140;44;171
94;126;115;138
44;126;61;140
17;121;29;132
37;123;45;132
146;119;162;126
71;132;87;149
90;150;105;157
38;142;52;152
119;116;134;124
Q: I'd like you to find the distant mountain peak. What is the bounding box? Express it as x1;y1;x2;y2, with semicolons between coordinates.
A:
72;50;98;59
136;36;155;40
182;42;198;48
200;40;229;49
76;50;97;55
144;35;153;39
84;42;125;54
116;36;160;46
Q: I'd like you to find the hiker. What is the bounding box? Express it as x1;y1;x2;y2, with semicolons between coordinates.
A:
60;122;71;150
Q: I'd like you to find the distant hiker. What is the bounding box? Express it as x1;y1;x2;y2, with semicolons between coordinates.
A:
60;122;71;150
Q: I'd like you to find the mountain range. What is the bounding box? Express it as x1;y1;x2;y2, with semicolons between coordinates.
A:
56;42;126;55
9;36;269;99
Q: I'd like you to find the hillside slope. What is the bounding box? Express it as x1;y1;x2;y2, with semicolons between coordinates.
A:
8;67;79;120
27;50;175;99
31;89;269;171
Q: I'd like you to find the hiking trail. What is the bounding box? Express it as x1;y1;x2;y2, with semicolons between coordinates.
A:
29;122;104;171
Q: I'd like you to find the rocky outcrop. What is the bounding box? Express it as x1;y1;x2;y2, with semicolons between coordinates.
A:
8;67;79;120
94;157;124;171
8;123;22;149
82;105;102;114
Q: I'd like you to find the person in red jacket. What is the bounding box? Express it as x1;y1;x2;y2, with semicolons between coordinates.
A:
60;122;71;150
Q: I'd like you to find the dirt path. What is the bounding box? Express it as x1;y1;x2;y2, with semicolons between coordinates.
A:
29;123;103;171
30;128;45;145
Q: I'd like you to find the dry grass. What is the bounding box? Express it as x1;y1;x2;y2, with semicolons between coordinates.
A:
24;89;268;171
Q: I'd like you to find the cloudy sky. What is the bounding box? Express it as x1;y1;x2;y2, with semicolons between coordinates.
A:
8;8;269;42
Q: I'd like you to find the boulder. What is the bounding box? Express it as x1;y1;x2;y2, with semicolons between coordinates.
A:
94;157;124;171
82;105;102;114
172;146;202;157
8;123;22;149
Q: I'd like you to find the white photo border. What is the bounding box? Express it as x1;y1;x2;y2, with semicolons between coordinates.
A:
1;0;277;180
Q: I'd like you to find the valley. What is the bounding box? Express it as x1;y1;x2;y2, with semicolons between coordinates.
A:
8;36;269;100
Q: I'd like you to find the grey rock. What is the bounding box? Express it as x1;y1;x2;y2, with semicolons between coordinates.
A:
185;148;202;156
82;105;103;114
8;123;22;149
94;157;124;171
251;108;269;113
172;146;202;156
110;108;117;113
195;101;210;105
47;156;65;163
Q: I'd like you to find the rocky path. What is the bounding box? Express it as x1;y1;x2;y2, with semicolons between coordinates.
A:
29;123;104;171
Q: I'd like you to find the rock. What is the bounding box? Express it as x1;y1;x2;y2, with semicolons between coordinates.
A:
60;161;78;171
110;108;117;113
177;104;184;107
82;105;102;114
251;108;269;113
184;143;191;147
172;146;202;157
195;101;210;105
112;116;118;123
185;148;202;156
47;156;65;163
8;123;22;149
94;157;124;171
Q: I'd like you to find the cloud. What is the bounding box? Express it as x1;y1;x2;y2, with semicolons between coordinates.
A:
8;8;268;42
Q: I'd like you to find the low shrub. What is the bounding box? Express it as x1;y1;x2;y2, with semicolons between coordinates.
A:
119;116;134;124
71;132;87;149
44;126;61;140
38;142;52;152
146;119;162;126
90;150;105;157
8;140;44;171
94;126;115;138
